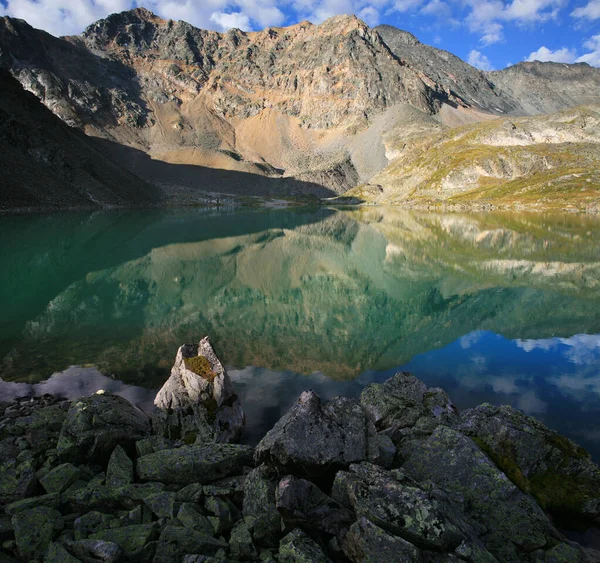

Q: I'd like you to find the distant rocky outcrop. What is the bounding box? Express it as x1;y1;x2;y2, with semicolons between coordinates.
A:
1;341;600;561
1;9;599;208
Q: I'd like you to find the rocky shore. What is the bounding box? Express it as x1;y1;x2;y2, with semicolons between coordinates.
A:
1;338;600;562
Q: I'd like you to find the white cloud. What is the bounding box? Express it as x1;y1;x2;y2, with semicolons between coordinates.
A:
210;10;252;30
576;34;600;66
572;0;600;19
468;49;494;70
526;45;577;62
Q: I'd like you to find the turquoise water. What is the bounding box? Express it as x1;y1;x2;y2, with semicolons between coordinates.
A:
1;207;600;454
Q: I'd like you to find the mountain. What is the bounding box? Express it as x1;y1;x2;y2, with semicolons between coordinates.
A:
1;8;600;209
344;105;600;211
0;68;161;212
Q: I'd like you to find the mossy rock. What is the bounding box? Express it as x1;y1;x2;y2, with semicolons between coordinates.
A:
184;356;217;381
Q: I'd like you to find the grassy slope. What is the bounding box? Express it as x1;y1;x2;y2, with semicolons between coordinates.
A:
343;105;600;211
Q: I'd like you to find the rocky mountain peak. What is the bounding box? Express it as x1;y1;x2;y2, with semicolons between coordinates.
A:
375;24;419;46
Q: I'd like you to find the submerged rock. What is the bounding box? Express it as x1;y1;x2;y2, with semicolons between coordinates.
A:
456;403;600;525
401;426;557;561
56;393;150;464
153;337;245;445
360;372;458;445
255;391;378;476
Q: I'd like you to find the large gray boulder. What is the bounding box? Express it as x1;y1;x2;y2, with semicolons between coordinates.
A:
276;475;354;537
56;393;150;463
136;443;254;485
456;403;600;525
12;506;64;561
152;337;245;445
332;463;494;560
360;372;458;445
401;426;558;561
278;528;330;563
255;391;379;476
342;517;423;563
243;465;282;547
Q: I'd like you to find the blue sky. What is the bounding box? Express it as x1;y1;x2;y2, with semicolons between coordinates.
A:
0;0;598;69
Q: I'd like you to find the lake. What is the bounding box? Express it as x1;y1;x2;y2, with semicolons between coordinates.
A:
1;206;599;456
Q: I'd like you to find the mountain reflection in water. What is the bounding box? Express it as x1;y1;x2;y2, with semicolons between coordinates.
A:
0;207;599;456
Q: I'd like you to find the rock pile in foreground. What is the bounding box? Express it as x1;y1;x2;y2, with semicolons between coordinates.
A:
1;342;600;562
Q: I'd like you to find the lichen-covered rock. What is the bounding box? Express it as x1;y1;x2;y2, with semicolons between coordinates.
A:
229;519;258;561
12;506;64;561
332;463;493;559
153;338;245;445
177;503;214;535
153;525;227;563
56;393;150;464
205;495;238;535
89;523;157;558
44;541;81;563
5;492;60;516
65;538;123;562
135;435;182;458
255;391;378;476
74;511;115;540
39;463;82;494
360;372;458;445
144;491;179;519
0;458;37;504
137;443;253;485
276;475;354;536
401;426;557;561
342;517;423;562
279;529;330;563
243;465;282;547
65;482;165;512
532;542;600;563
456;403;600;524
106;445;134;487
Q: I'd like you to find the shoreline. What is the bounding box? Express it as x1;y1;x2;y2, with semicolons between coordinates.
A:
1;339;600;562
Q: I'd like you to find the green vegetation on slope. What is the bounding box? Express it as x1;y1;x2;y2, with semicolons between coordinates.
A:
343;105;600;211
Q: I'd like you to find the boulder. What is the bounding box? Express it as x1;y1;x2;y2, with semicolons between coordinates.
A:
144;491;179;519
278;529;330;563
56;393;150;464
12;506;64;561
137;443;253;485
243;465;282;547
205;495;238;535
65;482;165;512
44;542;81;563
5;492;60;515
456;403;600;525
360;372;458;445
229;519;258;561
401;426;558;561
89;523;157;558
39;463;82;494
275;476;354;537
65;538;123;562
74;511;115;540
0;458;37;504
152;338;245;444
332;463;493;559
106;445;134;487
255;391;378;476
177;503;214;535
153;525;227;563
342;517;423;563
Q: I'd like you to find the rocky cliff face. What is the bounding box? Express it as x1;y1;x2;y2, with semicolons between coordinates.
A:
1;8;600;206
0;69;161;212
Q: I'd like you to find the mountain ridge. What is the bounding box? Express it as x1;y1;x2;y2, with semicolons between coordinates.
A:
1;8;600;209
